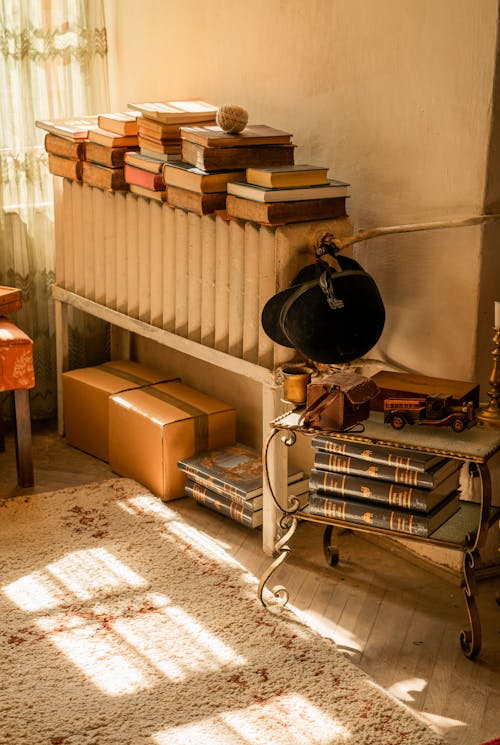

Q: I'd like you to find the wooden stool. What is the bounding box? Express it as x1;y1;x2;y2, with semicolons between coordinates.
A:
0;316;35;487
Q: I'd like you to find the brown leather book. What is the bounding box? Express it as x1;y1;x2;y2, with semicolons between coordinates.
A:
226;194;347;226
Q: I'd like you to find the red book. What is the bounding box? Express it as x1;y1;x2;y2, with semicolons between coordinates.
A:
124;164;165;191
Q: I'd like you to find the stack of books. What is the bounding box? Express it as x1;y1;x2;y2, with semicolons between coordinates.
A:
226;164;350;226
167;124;295;216
127;98;218;163
177;442;308;529
124;151;168;201
307;434;463;537
36;116;99;181
83;112;140;191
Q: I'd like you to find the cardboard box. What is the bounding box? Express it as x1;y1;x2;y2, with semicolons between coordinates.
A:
108;380;237;501
370;371;480;411
62;360;176;461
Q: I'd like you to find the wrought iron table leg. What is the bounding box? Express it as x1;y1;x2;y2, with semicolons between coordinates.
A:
258;515;299;607
460;550;481;658
323;525;340;566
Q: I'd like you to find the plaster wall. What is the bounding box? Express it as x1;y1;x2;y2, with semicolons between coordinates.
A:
103;0;500;570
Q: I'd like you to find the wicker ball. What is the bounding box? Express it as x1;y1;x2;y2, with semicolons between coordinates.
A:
216;104;248;134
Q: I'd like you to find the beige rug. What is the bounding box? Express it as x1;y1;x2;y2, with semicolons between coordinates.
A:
0;478;443;745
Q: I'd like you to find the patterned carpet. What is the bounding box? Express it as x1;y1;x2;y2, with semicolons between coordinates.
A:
0;478;443;744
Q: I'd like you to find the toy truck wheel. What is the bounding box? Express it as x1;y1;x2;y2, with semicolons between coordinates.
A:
451;417;465;432
389;414;406;430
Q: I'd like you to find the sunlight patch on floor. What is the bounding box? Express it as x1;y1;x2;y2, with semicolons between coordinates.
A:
387;677;427;702
2;547;148;611
152;693;351;744
290;606;362;655
417;711;467;735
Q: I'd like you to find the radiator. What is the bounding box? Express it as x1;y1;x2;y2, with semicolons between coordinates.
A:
54;180;353;373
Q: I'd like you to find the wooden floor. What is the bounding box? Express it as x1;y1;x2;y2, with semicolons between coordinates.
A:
1;421;499;745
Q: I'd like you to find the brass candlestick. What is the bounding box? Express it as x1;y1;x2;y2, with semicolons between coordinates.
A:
476;327;500;428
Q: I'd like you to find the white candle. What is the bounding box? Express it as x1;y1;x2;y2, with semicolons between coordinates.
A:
495;301;500;329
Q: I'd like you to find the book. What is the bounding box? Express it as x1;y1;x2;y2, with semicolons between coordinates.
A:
177;442;304;502
138;136;182;156
97;111;139;136
47;153;83;181
124;164;165;191
313;450;461;489
139;147;178;163
186;480;263;528
82;161;128;191
307;490;460;538
44;133;86;160
138;118;188;140
181;141;296;172
124;151;164;173
88;127;139;148
162;161;246;193
85;142;137;168
310;434;444;472
227;178;350;203
226;194;347;226
308;466;462;513
128;98;218;124
35;115;99;141
129;184;168;202
180;124;293;148
246;164;330;188
167;185;227;215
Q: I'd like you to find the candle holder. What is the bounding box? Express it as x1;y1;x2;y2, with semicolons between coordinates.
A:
476;326;500;428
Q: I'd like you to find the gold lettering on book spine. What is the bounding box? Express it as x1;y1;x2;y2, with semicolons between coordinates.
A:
361;448;374;459
394;466;418;486
324;441;346;454
328;454;351;472
389;484;413;508
362;511;374;525
388;454;412;469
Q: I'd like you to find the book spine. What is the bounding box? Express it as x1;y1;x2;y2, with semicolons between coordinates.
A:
45;134;85;159
311;435;432;472
313;450;434;488
309;468;433;511
183;142;295;171
124;165;165;190
308;492;430;537
186;482;261;528
178;463;248;502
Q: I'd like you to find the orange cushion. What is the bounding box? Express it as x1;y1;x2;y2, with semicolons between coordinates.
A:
0;317;35;391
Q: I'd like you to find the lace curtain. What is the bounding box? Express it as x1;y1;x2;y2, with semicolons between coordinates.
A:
0;0;110;420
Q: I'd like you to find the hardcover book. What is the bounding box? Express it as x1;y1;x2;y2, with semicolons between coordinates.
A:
313;450;461;489
167;185;227;215
88;127;139;148
178;442;303;502
186;480;263;528
227;179;350;203
82;162;128;191
128;99;218;124
129;184;168;202
138;135;183;155
226;194;347;226
246;164;330;188
137;118;189;140
124;164;165;191
181;141;295;172
307;490;460;538
85;142;136;168
36;115;99;141
162;161;246;193
124;151;165;173
44;133;86;160
97;111;139;136
180;124;293;148
48;153;83;181
310;434;444;472
308;466;462;512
